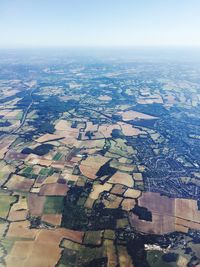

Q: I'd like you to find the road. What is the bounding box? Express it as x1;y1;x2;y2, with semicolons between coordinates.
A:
12;86;36;134
0;85;36;141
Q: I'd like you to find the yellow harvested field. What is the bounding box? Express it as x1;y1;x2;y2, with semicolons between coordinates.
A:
7;220;39;239
8;195;28;221
175;218;200;232
117;246;134;267
39;183;69;196
51;162;65;169
119;122;145;136
28;193;45;216
84;197;95;209
133;173;143;181
175;223;188;233
83;148;101;154
25;154;40;165
5;174;34;192
60;137;78;147
124;188;141;199
54;120;79;146
11;195;27;210
79;155;109;179
24;80;37;87
164;94;177;105
137;94;163;105
0;109;10;116
79;165;97;179
121;199;136;211
118;157;132;164
77;139;105;149
5;226;84;267
56;130;77;138
89;183;112;200
85;122;98;132
5;239;62;267
55;120;71;130
98;95;112;101
177;255;188;267
138;165;146;172
108;171;134;187
8;210;27;221
5;110;21;117
42;175;58;185
98;124;120;138
30;187;40;193
41;214;62;226
104;239;117;266
36;228;84;244
103;194;123;209
110;160;136;172
81;131;104;140
118;110;157;121
38;159;52;167
64;174;79;182
0;193;16;219
36;133;63;143
0;136;16;159
70;156;81;163
111;184;127;195
55;120;79;134
0;165;15;183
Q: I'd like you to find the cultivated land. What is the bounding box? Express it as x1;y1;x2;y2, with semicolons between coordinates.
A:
0;52;200;266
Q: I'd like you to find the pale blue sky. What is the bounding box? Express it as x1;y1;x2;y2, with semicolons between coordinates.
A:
0;0;200;48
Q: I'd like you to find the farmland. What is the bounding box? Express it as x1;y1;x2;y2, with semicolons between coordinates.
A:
0;51;200;266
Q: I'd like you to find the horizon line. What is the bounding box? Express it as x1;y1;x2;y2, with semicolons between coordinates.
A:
1;45;200;50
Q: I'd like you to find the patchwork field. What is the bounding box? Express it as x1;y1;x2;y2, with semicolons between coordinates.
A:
1;55;200;267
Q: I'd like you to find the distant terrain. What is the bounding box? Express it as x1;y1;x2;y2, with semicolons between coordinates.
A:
0;51;200;267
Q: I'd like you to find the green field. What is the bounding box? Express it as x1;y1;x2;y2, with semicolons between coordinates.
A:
0;193;16;219
53;152;63;161
23;166;33;174
43;196;64;214
83;231;103;246
39;167;55;176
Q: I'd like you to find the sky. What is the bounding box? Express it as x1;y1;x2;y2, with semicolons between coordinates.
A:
0;0;200;48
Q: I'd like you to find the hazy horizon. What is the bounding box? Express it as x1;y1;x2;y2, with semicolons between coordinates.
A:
1;46;200;65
